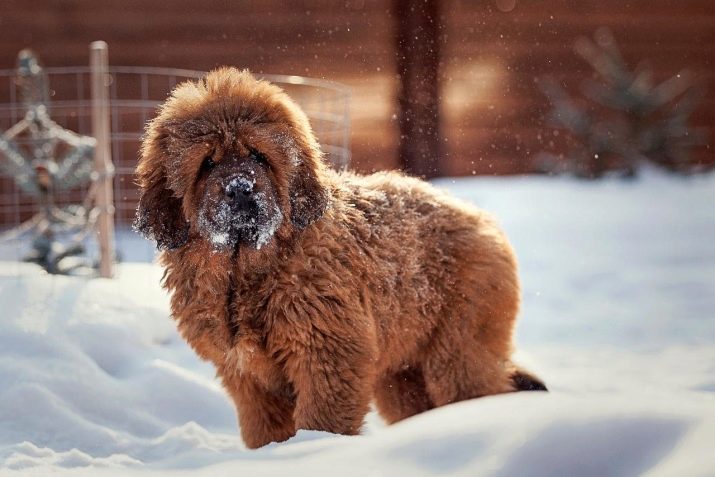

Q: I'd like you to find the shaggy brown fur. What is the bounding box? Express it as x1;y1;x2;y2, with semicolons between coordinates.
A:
135;67;546;449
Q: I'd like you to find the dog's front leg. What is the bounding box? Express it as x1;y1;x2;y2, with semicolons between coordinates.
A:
281;330;377;436
221;371;297;449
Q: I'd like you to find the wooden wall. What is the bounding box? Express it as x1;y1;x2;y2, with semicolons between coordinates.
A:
0;0;712;179
442;0;714;175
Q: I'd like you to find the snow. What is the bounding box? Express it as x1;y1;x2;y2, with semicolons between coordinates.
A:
1;169;714;476
251;192;284;250
227;176;255;195
199;199;233;248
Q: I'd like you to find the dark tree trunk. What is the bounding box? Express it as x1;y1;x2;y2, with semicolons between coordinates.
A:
393;0;444;178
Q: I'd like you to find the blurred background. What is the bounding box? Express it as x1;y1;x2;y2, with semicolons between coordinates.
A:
0;0;712;245
2;0;712;173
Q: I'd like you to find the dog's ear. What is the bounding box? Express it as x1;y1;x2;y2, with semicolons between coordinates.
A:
134;116;191;251
134;172;189;251
289;157;328;229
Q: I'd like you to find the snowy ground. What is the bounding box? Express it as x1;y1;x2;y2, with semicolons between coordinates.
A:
1;169;714;476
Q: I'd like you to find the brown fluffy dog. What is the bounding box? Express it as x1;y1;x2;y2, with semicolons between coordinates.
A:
134;67;545;449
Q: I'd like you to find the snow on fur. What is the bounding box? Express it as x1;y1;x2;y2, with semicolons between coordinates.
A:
0;169;713;476
196;178;282;250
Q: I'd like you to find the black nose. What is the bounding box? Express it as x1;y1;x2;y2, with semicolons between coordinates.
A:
225;177;254;208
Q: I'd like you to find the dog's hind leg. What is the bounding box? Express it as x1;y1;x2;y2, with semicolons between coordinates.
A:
422;318;547;406
422;333;515;406
419;238;546;405
420;319;547;407
419;296;544;406
374;365;434;423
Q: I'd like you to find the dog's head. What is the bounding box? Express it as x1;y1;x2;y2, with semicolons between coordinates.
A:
134;68;328;253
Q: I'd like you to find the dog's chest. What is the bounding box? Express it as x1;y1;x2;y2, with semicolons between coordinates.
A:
224;314;282;383
224;280;277;376
227;277;269;339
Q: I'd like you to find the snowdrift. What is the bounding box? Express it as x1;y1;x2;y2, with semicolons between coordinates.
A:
1;170;714;476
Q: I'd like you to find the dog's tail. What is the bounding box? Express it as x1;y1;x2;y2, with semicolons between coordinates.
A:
511;368;548;392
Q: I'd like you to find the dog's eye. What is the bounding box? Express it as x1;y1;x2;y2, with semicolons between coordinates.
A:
249;149;268;166
201;156;216;172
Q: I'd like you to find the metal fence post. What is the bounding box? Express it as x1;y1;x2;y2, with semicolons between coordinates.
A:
90;41;115;278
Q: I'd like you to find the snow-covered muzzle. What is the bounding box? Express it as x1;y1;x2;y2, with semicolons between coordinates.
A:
194;153;283;251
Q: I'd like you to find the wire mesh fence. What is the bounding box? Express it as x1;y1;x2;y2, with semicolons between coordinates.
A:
0;66;351;264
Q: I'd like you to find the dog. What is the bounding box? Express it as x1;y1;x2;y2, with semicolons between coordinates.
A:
134;67;546;449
